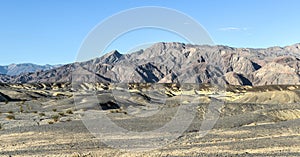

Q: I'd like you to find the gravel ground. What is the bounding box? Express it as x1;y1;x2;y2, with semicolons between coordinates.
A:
0;84;300;156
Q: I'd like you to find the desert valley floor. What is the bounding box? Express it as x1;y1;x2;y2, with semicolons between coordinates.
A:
0;83;300;156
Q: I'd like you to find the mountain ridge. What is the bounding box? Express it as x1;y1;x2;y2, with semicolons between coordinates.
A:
0;63;61;76
1;42;300;85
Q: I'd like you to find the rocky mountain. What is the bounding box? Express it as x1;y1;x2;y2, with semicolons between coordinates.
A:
0;63;61;76
1;42;300;86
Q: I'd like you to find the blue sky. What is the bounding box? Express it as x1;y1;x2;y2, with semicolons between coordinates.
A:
0;0;300;65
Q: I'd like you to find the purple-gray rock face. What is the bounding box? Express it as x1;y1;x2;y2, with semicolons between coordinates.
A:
1;42;300;86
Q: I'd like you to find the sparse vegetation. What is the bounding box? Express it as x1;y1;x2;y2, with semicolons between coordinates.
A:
5;100;8;104
6;115;15;120
48;121;54;124
52;108;57;112
51;115;59;122
19;106;24;113
8;110;14;114
32;111;38;113
58;112;65;116
39;112;46;116
66;109;73;114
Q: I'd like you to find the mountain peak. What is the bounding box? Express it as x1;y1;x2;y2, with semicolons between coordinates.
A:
103;50;121;58
111;50;121;55
100;50;123;64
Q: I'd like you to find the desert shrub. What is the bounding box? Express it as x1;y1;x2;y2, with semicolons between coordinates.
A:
39;112;46;116
66;109;73;114
52;108;57;112
8;111;13;114
19;106;24;113
48;121;54;124
6;115;15;120
51;115;59;122
5;100;8;104
58;112;65;116
32;111;38;113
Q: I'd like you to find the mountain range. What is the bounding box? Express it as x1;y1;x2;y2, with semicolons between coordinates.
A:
1;42;300;86
0;63;61;76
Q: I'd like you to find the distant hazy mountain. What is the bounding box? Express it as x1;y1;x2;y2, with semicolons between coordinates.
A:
0;63;61;76
1;42;300;86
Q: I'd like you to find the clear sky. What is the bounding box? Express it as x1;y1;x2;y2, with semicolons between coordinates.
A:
0;0;300;65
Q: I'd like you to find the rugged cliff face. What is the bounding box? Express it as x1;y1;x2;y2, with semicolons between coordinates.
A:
1;42;300;85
